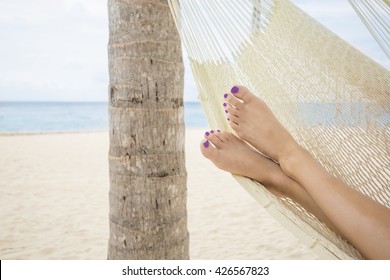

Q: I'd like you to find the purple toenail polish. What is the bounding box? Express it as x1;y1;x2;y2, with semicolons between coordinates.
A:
217;130;221;132
225;110;228;114
203;140;209;148
205;131;210;136
231;86;239;94
227;118;230;121
223;103;227;107
224;93;228;99
210;130;214;133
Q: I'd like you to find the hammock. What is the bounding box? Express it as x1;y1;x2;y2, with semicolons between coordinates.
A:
168;0;390;259
348;0;390;59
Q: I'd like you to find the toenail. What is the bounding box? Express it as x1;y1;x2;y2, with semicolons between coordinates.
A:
210;130;214;133
223;103;227;107
217;130;221;132
225;110;228;114
231;86;239;94
203;140;209;148
205;131;210;136
227;118;230;121
224;93;228;99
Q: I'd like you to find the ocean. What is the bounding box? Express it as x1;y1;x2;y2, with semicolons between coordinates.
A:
0;101;386;133
0;102;208;133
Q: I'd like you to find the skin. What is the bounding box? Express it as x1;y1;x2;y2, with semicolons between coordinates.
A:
200;131;339;234
200;85;390;259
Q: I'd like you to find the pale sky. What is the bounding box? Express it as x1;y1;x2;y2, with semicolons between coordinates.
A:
0;0;388;102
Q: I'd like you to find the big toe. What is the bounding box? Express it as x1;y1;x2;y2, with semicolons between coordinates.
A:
230;85;256;103
200;139;219;160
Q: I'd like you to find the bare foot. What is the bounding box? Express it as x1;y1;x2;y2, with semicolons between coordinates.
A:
200;130;279;187
199;130;340;234
223;85;299;164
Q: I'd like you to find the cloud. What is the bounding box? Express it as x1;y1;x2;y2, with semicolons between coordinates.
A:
0;0;108;101
0;0;388;102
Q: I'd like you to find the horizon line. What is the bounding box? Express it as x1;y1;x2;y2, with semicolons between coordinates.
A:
0;100;201;103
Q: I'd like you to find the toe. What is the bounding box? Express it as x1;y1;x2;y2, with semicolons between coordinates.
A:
226;106;239;117
229;119;240;132
230;85;255;103
206;131;223;148
225;95;243;110
228;113;239;125
216;130;229;142
200;138;219;160
214;130;225;143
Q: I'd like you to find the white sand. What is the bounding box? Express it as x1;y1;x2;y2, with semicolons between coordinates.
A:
0;129;317;259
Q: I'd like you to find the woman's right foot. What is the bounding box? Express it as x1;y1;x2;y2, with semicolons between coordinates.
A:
223;85;300;165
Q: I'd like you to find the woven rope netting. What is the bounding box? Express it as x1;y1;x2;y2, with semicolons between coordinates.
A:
168;0;390;259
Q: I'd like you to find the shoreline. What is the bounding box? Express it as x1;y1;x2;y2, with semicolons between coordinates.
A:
0;130;108;136
0;126;208;136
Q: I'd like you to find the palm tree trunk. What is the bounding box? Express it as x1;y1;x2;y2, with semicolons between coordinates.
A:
107;0;189;259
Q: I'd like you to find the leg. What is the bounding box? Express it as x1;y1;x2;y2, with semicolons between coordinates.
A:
225;85;390;259
200;130;339;234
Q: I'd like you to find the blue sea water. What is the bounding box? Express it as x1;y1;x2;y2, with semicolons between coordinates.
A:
0;102;386;133
0;102;208;133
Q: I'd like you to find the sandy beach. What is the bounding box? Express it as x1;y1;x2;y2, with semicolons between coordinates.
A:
0;129;317;259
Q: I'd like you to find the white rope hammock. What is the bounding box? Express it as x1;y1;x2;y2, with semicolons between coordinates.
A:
348;0;390;59
168;0;390;259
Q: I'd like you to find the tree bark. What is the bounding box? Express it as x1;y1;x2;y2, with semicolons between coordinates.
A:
107;0;189;259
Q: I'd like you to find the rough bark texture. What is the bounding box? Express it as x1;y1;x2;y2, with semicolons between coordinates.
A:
107;0;189;259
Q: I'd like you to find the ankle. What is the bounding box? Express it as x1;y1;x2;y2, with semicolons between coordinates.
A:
279;143;309;179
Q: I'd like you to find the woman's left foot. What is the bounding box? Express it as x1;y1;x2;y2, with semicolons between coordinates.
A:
200;130;340;234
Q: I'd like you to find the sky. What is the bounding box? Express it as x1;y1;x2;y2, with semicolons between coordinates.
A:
0;0;388;102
